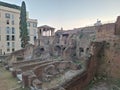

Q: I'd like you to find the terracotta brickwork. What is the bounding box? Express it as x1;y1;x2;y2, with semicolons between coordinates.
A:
97;39;120;78
115;16;120;35
96;23;115;41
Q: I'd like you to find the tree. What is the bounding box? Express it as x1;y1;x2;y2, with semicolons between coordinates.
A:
20;1;29;48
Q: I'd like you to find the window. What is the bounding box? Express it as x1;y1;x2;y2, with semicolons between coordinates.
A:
7;48;10;52
12;20;14;25
0;12;1;18
34;29;36;35
28;29;30;35
33;23;37;27
79;48;84;52
5;13;10;18
0;49;2;55
6;35;10;41
27;23;30;27
12;48;15;52
12;14;14;19
34;36;36;40
6;27;10;34
7;42;10;47
12;27;15;34
12;35;15;41
0;27;1;34
12;42;15;47
6;20;10;24
28;36;30;41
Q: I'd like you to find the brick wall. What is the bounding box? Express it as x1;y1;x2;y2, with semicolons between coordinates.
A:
61;42;103;90
115;16;120;35
19;60;53;72
64;58;96;90
96;23;115;41
12;59;41;67
97;40;120;78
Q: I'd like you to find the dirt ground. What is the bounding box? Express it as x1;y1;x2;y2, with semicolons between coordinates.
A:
89;81;120;90
0;64;20;90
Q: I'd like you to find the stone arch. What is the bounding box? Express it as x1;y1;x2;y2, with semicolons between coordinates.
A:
40;47;44;52
79;47;84;57
86;48;89;54
54;45;62;56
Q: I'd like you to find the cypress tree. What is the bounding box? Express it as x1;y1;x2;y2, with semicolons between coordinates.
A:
20;1;29;48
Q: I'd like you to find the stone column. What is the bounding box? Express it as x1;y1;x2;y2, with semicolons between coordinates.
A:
49;29;51;36
51;29;54;36
22;72;30;87
41;28;43;36
38;29;40;46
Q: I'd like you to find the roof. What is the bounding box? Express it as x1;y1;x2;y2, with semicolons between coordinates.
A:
27;18;37;23
38;25;55;30
0;1;21;10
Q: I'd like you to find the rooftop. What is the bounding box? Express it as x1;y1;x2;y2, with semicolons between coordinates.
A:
38;25;55;30
0;1;20;10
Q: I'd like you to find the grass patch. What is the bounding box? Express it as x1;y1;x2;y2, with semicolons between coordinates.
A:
0;63;21;90
84;76;120;90
16;87;30;90
109;78;120;87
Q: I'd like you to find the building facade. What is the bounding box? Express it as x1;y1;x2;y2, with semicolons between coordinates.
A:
0;1;38;55
0;5;21;55
27;19;38;45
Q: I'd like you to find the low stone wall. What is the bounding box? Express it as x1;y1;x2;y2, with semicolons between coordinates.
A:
19;60;53;72
0;55;8;61
33;61;77;79
12;58;41;68
12;60;53;78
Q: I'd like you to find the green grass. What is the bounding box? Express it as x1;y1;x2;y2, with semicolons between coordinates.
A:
16;87;30;90
84;77;120;90
109;78;120;87
0;64;21;90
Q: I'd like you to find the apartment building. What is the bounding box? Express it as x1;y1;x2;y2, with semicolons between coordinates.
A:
0;1;38;55
27;19;38;45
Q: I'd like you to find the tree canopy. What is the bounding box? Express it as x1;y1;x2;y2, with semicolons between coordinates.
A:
20;1;29;48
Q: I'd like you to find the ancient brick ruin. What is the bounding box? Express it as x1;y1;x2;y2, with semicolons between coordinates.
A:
6;16;120;90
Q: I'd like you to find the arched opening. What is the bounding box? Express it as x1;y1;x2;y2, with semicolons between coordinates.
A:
54;45;61;56
79;47;84;56
86;48;89;54
40;48;44;52
79;47;84;52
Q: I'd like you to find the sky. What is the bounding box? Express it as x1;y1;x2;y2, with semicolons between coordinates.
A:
1;0;120;30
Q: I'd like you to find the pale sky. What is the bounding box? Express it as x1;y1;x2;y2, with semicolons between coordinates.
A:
1;0;120;30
